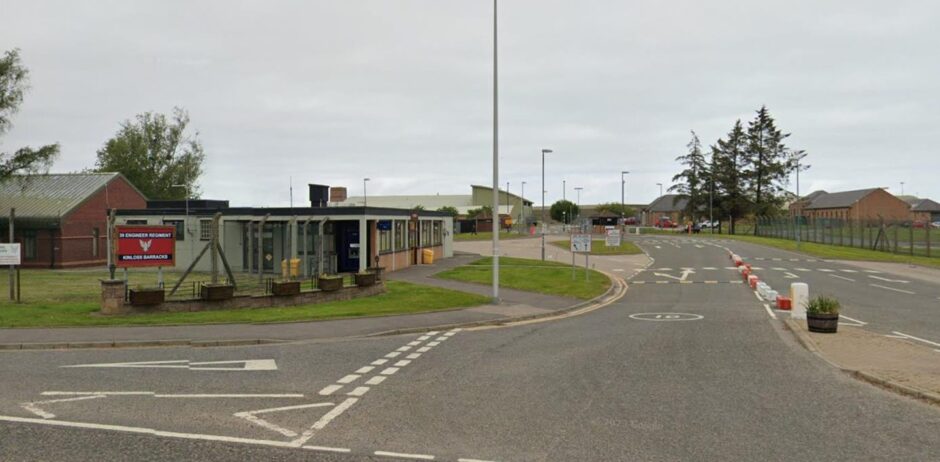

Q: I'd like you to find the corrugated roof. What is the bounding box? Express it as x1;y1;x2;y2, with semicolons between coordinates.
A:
646;195;689;212
0;173;128;219
804;188;878;209
912;198;940;212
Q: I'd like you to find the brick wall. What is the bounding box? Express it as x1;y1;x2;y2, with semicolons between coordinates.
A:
850;189;911;221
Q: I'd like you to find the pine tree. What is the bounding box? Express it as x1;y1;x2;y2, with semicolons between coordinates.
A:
745;106;795;227
669;131;708;220
712;120;750;234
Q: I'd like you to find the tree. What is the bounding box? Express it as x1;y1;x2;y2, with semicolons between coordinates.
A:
549;200;579;223
436;206;458;217
744;106;797;225
467;206;492;219
711;120;751;234
95;107;204;199
0;49;59;180
669;130;709;220
595;202;636;218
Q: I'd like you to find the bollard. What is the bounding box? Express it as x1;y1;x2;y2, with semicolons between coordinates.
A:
766;289;778;302
748;275;759;289
742;268;750;280
790;282;809;320
776;296;792;310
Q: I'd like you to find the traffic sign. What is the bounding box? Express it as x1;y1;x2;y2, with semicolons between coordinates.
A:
0;243;21;265
605;229;621;247
570;234;592;253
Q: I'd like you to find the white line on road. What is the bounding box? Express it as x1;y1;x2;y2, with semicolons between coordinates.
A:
371;359;389;365
384;352;401;358
762;304;777;320
318;385;343;396
346;387;369;397
892;331;940;348
839;314;867;326
396;346;412;352
365;376;386;385
406;353;421;359
818;269;834;272
375;451;435;460
291;398;359;447
869;275;910;283
794;268;811;272
380;367;399;375
234;402;334;438
21;395;105;419
394;360;412;367
840;269;858;273
784;272;800;279
870;284;915;295
407;341;422;346
426;341;440;347
754;291;763;301
356;366;375;374
416;347;431;352
829;274;855;282
337;375;360;384
303;445;352;453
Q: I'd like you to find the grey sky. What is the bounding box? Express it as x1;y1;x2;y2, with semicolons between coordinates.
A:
3;0;939;206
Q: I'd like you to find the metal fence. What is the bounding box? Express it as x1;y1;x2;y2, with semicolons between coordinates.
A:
755;216;935;258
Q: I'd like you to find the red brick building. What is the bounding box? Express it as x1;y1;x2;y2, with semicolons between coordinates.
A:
796;188;910;221
0;173;147;268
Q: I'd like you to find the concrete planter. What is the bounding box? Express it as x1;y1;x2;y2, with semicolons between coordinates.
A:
354;272;377;287
201;284;235;301
129;288;165;306
807;312;839;333
272;280;301;296
367;266;385;282
318;276;343;292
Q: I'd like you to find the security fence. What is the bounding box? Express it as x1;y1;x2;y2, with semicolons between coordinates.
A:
755;216;936;258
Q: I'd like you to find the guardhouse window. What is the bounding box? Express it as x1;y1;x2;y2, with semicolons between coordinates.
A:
200;219;212;241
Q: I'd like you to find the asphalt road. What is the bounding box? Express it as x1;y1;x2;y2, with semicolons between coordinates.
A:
2;237;939;461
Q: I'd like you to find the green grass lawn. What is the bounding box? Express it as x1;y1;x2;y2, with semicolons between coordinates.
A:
0;268;489;328
454;231;532;242
707;234;940;269
435;256;610;300
550;239;642;255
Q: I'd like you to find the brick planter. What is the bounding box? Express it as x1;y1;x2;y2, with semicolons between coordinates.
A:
272;280;301;296
367;266;385;281
129;288;165;306
354;272;377;287
201;283;235;301
318;276;344;292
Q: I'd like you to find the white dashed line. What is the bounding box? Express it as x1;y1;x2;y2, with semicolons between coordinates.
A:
406;353;421;360
830;274;855;282
384;352;401;358
408;341;422;346
394;360;412;367
427;342;440;347
302;445;352;453
365;376;386;386
870;284;915;295
891;331;940;348
840;269;858;273
371;359;389;366
318;385;343;396
762;303;777;320
380;367;399;375
417;347;431;353
397;346;412;352
337;375;360;384
818;269;834;272
356;366;375;374
347;387;370;397
374;451;435;460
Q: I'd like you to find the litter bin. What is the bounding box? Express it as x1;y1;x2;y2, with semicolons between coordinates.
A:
289;258;300;277
422;248;434;264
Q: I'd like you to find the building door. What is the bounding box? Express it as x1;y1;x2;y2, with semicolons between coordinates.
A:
336;221;360;273
245;223;276;273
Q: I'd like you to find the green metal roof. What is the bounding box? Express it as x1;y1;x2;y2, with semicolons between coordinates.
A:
0;173;134;223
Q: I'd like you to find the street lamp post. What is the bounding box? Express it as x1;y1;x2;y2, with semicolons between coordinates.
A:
363;178;370;207
657;182;663;198
521;181;526;235
492;0;500;303
621;171;629;227
541;148;552;260
574;186;583;228
506;181;510;231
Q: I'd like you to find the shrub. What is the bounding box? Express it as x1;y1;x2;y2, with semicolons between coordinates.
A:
805;295;840;315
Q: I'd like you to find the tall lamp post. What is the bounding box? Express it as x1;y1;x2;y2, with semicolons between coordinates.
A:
621;171;629;226
363;178;370;207
574;186;583;228
656;182;663;198
506;181;510;231
521;181;526;235
491;0;500;303
541;148;552;260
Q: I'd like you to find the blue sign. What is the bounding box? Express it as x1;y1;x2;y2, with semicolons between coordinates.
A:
377;220;392;231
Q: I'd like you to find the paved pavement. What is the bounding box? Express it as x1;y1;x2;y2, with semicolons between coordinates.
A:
2;234;939;460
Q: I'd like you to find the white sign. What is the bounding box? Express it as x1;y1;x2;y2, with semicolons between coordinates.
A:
0;243;21;265
570;234;592;253
605;229;622;247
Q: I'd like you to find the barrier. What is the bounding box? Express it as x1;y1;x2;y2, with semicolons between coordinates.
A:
776;295;792;310
748;275;759;289
790;283;809;320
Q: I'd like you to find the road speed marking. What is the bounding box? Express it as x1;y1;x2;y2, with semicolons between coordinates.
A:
629;313;703;322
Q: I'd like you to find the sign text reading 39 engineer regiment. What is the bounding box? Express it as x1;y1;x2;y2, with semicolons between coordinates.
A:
115;225;176;268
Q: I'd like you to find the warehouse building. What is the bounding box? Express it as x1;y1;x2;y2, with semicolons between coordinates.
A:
115;185;453;276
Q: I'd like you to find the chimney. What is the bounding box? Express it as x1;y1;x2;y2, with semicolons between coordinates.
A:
329;186;348;204
309;184;329;207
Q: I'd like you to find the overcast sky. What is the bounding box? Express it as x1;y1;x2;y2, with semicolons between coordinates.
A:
3;0;939;207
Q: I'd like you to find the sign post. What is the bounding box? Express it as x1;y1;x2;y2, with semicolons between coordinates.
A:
605;228;622;248
0;242;21;301
570;233;592;281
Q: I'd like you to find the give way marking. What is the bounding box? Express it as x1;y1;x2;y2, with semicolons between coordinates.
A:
62;359;278;371
653;269;695;281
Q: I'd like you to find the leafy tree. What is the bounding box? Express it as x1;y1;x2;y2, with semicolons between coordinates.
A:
0;49;59;180
549;200;579;223
744;106;797;224
669;130;709;220
595;202;636;218
95;107;204;199
413;204;425;211
436;206;458;216
466;206;492;219
711;120;751;234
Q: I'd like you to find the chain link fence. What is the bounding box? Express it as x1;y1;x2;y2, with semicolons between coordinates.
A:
755;216;936;258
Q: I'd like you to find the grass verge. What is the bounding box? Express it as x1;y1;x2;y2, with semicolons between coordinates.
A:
454;231;531;242
0;280;488;328
435;256;610;300
550;239;642;255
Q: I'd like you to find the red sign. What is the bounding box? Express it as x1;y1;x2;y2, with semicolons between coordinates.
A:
115;225;176;268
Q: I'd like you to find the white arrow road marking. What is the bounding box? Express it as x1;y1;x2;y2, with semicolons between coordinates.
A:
21;395;106;419
868;275;910;284
784;272;800;279
62;359;278;371
234;402;335;438
653;269;694;281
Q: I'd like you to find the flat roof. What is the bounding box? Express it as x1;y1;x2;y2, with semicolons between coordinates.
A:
116;206;449;218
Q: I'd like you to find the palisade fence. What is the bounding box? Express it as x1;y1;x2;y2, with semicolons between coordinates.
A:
755;216;935;258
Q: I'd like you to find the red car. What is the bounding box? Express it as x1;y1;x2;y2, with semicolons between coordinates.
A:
655;217;677;228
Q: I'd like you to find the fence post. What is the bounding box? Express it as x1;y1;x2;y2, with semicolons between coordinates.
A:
893;222;899;254
927;222;932;258
910;223;915;256
839;219;844;247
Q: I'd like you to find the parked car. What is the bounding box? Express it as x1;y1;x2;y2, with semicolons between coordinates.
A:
932;221;940;229
698;220;719;229
912;220;927;229
623;217;638;225
655;216;677;228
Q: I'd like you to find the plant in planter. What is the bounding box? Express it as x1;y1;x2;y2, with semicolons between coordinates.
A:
129;285;165;306
354;271;377;287
317;274;344;292
272;280;301;296
806;295;840;333
201;283;235;301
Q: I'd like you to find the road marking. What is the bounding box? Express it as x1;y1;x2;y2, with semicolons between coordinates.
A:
365;376;386;385
818;269;834;272
772;267;787;271
406;353;421;359
702;267;717;270
356;366;375;374
840;269;858;273
337;375;360;384
839;314;867;326
656;267;673;271
303;445;352;453
347;387;369;397
21;395;105;419
613;268;624;272
629;313;703;322
863;270;881;273
426;341;440;347
396;346;412;352
61;359;278;372
654;245;661;249
869;275;909;284
234;402;334;438
292;397;359;447
656;281;669;284
784;272;799;279
394;360;412;367
41;391;151;396
705;281;718;284
407;341;422;346
891;331;940;348
374;451;435;460
380;367;399;375
830;274;855;282
794;268;811;272
417;346;431;352
754;292;763;301
318;385;343;396
384;352;401;358
870;284;915;294
458;459;497;462
435;336;448;341
371;359;389;365
762;303;777;320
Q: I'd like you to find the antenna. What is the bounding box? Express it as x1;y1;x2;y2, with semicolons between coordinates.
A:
289;176;293;209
